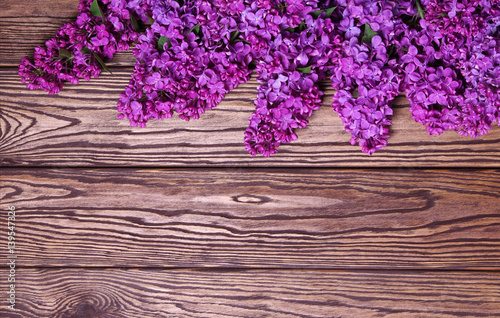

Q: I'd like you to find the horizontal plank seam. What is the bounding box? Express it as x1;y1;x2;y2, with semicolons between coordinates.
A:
2;265;500;272
1;166;499;170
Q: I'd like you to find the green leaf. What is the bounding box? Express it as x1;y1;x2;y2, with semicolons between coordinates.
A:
416;0;425;19
157;36;171;51
193;24;200;34
282;27;296;33
58;48;72;59
352;87;360;98
234;39;250;44
362;23;377;44
297;21;307;32
90;0;106;23
90;0;101;17
80;47;91;55
188;23;200;35
387;45;395;56
146;15;154;24
324;6;336;18
130;15;139;32
93;53;113;74
297;66;312;73
230;31;240;42
311;9;323;19
311;6;336;19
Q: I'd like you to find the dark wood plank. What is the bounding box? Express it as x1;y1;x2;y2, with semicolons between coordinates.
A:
2;1;500;167
0;0;135;67
2;168;500;269
0;0;76;18
2;68;500;167
1;268;499;317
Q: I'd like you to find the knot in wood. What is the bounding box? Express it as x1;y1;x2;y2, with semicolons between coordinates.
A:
77;303;96;318
232;194;271;204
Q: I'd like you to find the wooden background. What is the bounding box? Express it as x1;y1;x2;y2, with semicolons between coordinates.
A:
1;1;500;317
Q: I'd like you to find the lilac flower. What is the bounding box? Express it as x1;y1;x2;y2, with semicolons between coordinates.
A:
339;18;361;39
19;0;149;94
145;72;164;90
247;10;266;28
20;0;500;156
117;0;252;126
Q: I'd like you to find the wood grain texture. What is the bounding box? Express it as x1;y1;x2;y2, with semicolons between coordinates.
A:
2;68;500;167
3;1;500;317
2;168;500;269
2;0;500;167
1;268;500;318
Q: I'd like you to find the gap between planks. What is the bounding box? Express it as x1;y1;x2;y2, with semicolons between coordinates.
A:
1;268;500;318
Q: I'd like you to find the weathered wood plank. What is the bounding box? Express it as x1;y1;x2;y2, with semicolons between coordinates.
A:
1;268;499;317
2;2;500;166
2;68;500;167
1;168;499;269
0;0;76;18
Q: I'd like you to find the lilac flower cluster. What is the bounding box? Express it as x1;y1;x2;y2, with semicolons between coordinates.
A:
116;0;252;126
327;0;500;154
18;0;148;94
19;0;500;156
237;0;317;59
400;0;500;139
329;1;403;154
244;9;341;156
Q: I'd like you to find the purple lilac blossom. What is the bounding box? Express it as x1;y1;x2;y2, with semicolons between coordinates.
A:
330;0;401;154
117;0;252;126
244;1;343;156
401;0;500;138
18;0;500;156
18;0;148;94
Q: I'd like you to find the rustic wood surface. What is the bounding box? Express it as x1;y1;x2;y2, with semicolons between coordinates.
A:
2;0;500;167
1;268;500;318
2;68;500;167
1;168;500;269
2;0;500;317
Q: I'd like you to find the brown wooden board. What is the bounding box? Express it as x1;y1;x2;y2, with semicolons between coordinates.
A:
2;1;500;167
2;168;499;269
2;1;500;316
2;69;500;167
1;268;500;318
